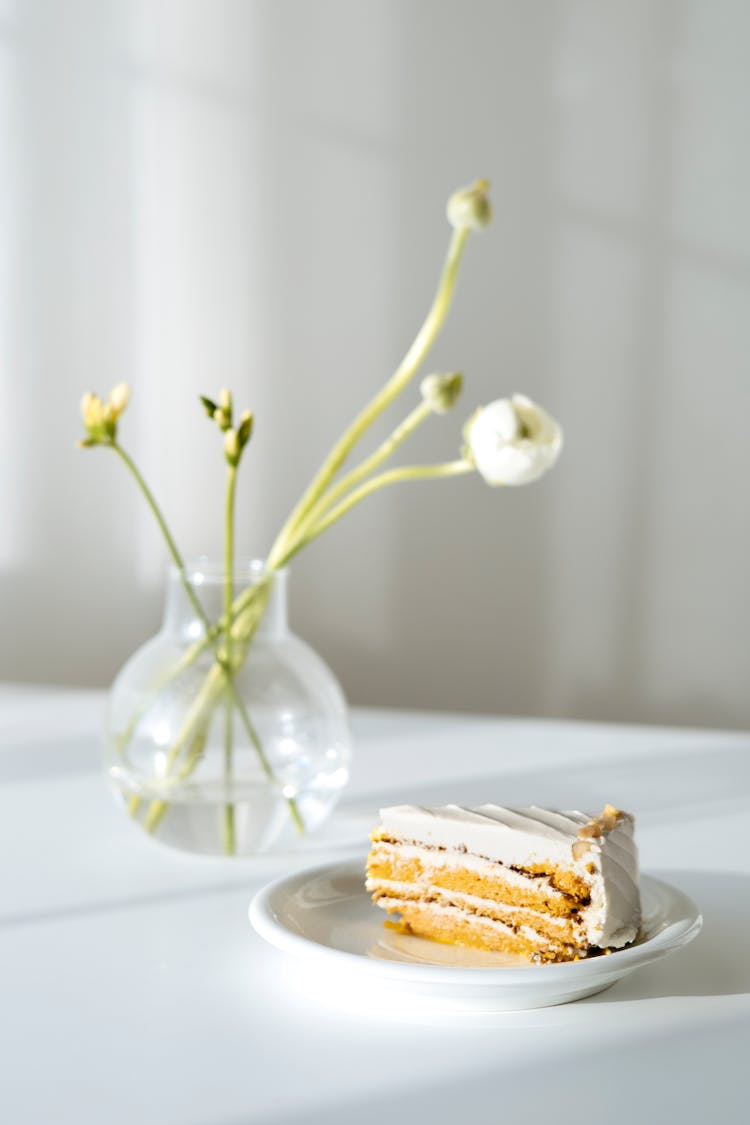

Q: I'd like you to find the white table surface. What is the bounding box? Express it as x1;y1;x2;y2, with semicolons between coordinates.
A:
1;685;749;1125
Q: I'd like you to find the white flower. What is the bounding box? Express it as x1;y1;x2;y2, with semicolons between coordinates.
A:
464;395;562;486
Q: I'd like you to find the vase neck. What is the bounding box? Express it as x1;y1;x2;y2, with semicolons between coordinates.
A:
162;560;288;640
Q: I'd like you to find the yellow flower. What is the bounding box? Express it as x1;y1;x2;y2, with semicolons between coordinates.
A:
108;383;130;420
80;392;106;431
78;383;131;446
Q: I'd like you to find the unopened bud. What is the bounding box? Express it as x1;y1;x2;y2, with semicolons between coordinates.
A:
81;392;104;431
224;428;241;466
108;383;131;420
200;395;217;419
214;409;231;431
447;179;492;231
237;409;254;447
219;388;232;417
420;372;463;414
79;391;114;444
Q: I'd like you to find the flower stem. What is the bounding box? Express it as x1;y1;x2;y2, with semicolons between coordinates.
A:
287;460;474;559
111;443;206;625
112;222;475;844
223;464;237;856
267;225;470;569
223;697;235;853
142;722;209;835
126;453;471;819
295;400;432;540
115;577;270;754
110;442;302;834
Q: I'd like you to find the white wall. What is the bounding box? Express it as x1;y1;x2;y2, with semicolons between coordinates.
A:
2;0;749;728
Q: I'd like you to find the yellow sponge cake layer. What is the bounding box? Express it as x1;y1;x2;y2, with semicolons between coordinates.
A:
368;844;589;916
366;804;641;963
385;900;548;959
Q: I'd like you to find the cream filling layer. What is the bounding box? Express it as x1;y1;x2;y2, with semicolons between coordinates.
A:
372;805;641;950
373;896;585;956
367;876;585;941
369;842;574;904
369;837;640;949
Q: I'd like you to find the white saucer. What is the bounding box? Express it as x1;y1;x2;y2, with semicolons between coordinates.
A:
249;858;702;1011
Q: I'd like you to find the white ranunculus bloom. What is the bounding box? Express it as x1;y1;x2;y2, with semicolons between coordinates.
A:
465;395;562;486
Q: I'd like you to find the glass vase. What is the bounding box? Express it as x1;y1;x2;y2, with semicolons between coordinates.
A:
105;559;352;856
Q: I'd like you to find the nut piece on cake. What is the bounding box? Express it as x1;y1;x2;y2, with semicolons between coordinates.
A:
366;804;641;963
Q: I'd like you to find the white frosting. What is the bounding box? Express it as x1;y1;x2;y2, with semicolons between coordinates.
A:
376;804;641;950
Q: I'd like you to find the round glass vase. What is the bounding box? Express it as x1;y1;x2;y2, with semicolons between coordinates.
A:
105;559;352;856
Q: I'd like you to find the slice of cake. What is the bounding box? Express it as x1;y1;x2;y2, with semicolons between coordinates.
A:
366;804;640;963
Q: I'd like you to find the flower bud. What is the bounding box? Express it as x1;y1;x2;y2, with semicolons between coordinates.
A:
237;409;254;447
464;394;562;486
447;179;492;231
420;372;463;414
81;392;105;432
224;428;241;466
108;383;131;420
202;389;234;429
79;390;119;445
219;388;232;417
200;395;218;419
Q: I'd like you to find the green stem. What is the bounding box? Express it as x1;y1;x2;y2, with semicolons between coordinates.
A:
128;450;470;830
142;722;210;835
267;225;471;568
109;211;480;847
111;442;206;626
226;680;305;833
223;464;237;855
172;666;226;771
288;460;474;559
295;400;432;541
225;468;237;633
116;576;271;754
110;443;302;834
223;698;235;853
